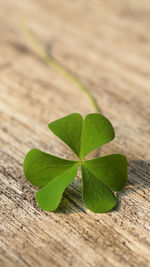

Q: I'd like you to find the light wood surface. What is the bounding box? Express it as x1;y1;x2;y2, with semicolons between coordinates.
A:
0;0;150;266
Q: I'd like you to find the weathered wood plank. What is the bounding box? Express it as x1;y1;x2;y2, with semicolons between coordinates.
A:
0;0;150;266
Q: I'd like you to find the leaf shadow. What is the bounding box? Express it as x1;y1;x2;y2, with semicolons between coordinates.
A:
115;160;150;211
55;178;87;214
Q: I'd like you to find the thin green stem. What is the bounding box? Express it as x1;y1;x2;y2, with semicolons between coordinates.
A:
22;22;100;113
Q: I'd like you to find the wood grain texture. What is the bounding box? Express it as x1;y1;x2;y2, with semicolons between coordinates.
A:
0;0;150;266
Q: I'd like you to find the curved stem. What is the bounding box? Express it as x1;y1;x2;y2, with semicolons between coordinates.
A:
22;22;100;113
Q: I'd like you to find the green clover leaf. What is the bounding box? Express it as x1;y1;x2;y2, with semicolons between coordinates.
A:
24;113;127;213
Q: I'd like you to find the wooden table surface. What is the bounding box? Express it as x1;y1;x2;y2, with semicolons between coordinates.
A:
0;0;150;266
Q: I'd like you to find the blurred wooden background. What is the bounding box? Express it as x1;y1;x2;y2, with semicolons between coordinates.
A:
0;0;150;266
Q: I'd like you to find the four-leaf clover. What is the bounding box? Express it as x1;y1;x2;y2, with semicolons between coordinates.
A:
24;113;127;213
